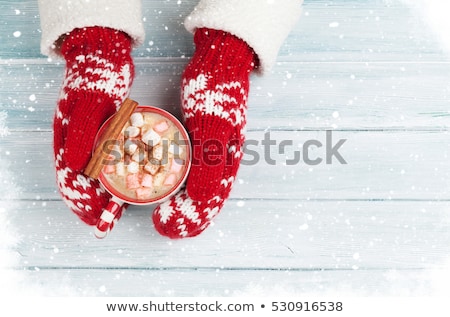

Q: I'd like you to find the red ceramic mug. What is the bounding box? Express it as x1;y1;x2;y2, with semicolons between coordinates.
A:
93;106;191;238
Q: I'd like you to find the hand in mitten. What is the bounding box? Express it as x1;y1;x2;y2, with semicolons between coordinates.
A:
152;28;256;238
54;27;134;229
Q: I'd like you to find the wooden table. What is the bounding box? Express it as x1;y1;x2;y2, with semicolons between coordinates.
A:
1;0;450;296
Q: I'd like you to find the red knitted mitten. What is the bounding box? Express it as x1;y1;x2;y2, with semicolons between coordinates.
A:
152;28;256;238
54;26;134;226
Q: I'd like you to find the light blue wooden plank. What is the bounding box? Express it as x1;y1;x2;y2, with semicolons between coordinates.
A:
6;199;450;270
2;130;450;200
15;267;446;296
2;0;450;298
0;0;41;58
0;0;447;61
2;60;450;131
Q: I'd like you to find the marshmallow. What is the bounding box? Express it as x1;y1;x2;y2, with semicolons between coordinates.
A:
124;139;138;155
153;172;166;187
132;150;146;164
142;129;161;146
125;126;140;138
103;164;115;174
152;144;164;161
141;174;153;188
170;159;183;174
164;173;177;186
154;120;169;134
126;173;141;189
144;161;160;175
127;161;140;174
130;112;144;127
116;162;126;176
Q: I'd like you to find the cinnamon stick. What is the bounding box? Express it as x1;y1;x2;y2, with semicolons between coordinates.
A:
84;98;139;179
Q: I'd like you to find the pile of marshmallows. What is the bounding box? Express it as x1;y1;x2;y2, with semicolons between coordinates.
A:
102;111;186;200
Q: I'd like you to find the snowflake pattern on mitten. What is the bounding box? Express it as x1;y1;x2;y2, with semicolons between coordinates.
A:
152;28;256;238
53;27;134;226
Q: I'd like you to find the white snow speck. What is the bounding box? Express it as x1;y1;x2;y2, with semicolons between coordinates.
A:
13;31;21;38
0;112;10;137
29;94;36;102
236;200;245;207
299;224;309;231
329;22;339;28
332;111;340;118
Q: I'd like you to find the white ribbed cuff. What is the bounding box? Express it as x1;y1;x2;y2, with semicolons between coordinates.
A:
184;0;303;74
38;0;145;58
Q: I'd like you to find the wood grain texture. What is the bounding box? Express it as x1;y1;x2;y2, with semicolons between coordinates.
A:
2;130;450;200
6;200;450;270
1;0;450;296
18;268;447;296
0;0;447;61
2;60;450;130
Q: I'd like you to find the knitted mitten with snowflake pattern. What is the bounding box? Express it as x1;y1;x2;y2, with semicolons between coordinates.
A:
54;26;134;226
152;28;256;238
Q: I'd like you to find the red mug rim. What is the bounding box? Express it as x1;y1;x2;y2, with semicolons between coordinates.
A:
94;105;191;205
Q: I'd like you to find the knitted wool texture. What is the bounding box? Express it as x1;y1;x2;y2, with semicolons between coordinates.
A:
152;28;256;238
54;26;134;225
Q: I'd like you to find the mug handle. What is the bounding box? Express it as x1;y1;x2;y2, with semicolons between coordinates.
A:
95;196;124;239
